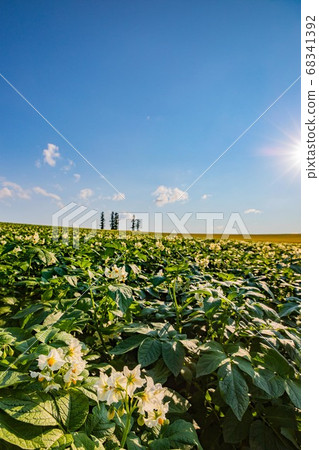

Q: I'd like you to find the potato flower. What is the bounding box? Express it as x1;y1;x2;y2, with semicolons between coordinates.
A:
94;372;109;402
95;371;126;404
66;337;83;362
105;265;128;282
144;402;169;428
137;377;166;414
122;365;145;397
38;348;65;372
63;359;86;385
94;366;169;434
30;371;52;382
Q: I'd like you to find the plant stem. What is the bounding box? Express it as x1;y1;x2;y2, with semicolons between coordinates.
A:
89;285;107;353
120;411;132;448
171;281;182;333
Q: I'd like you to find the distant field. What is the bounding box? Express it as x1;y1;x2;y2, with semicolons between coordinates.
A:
0;222;301;244
193;233;301;243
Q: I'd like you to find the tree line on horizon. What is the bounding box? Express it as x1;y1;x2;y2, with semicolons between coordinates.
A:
100;212;141;231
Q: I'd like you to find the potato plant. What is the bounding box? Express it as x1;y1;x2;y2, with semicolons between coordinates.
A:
0;223;301;449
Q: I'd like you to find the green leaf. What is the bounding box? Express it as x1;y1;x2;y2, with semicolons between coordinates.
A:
49;433;74;449
278;302;300;318
252;368;285;398
0;411;64;449
265;406;297;429
280;427;299;448
0;371;29;389
196;342;229;377
0;391;59;426
150;438;171;450
108;285;134;313
89;405;115;441
149;438;171;450
223;409;252;444
284;379;301;409
250;420;296;449
34;248;57;265
146;359;171;384
138;338;162;367
57;390;89;432
218;362;249;421
126;433;146;450
71;432;97;450
233;356;255;378
164;388;190;414
12;304;44;320
163;419;203;449
162;341;185;377
258;345;294;377
110;334;146;355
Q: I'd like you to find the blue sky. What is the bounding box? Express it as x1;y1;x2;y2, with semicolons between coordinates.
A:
0;0;301;234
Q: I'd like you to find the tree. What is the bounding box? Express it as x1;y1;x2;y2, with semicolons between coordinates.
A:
110;211;115;230
131;215;136;231
114;212;119;230
136;219;141;231
100;212;105;230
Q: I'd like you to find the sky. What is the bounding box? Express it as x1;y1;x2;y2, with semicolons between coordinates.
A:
0;0;301;234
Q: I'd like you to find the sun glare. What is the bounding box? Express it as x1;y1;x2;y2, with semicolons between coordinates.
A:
260;129;301;181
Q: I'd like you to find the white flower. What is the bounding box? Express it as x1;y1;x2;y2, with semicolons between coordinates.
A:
66;338;83;362
155;241;165;251
32;232;39;244
123;365;145;397
94;371;126;404
144;402;169;428
94;372;109;402
63;359;86;385
30;371;52;382
38;348;65;372
105;265;128;282
138;377;166;413
105;371;127;404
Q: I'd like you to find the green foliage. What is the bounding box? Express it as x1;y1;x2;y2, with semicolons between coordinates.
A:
0;223;301;449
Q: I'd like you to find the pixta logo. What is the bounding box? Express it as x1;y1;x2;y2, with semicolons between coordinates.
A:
52;202;98;248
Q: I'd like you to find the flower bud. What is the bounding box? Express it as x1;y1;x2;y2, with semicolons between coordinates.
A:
137;415;144;426
117;405;125;417
107;406;115;420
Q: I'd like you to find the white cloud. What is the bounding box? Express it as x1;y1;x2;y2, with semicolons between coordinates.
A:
201;194;211;200
33;186;63;208
0;187;13;199
244;208;262;214
152;185;188;207
35;159;41;168
43;143;60;167
73;173;81;182
112;192;125;201
2;181;31;199
79;188;94;200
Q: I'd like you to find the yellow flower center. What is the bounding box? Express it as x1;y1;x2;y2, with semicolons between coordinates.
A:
47;357;56;367
127;374;136;385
